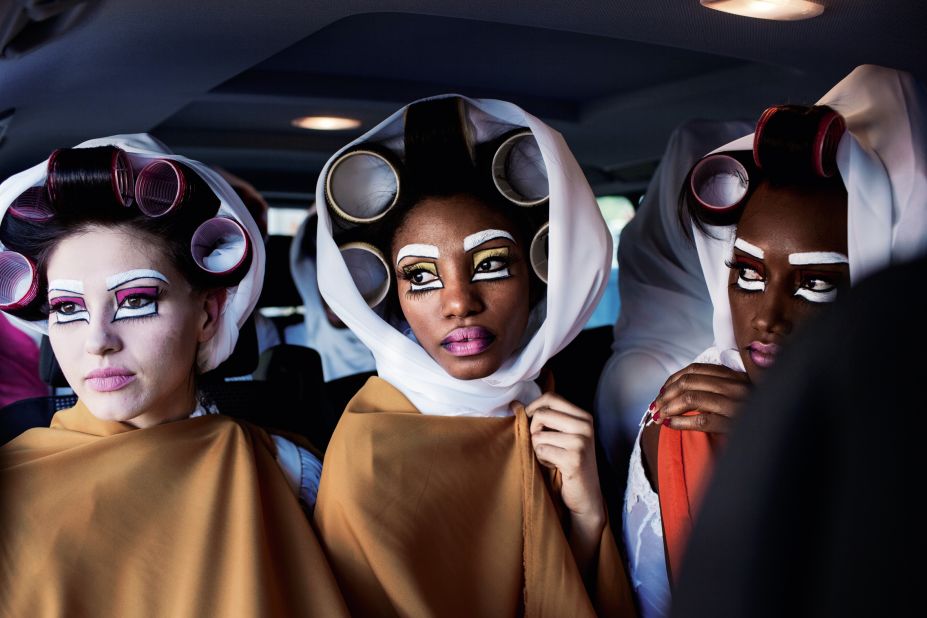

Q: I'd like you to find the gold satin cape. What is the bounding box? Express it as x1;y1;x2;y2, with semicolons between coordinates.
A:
0;401;348;617
314;377;636;617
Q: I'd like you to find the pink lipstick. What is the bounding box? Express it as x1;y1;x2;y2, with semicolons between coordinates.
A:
748;341;781;369
85;367;136;392
441;326;496;357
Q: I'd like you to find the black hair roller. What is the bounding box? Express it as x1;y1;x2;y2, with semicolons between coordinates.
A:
46;146;134;213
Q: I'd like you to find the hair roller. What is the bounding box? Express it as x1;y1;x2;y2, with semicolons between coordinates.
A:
0;250;38;311
325;146;402;224
190;216;252;286
339;241;392;308
491;129;549;207
8;187;54;223
135;159;220;222
689;154;750;212
753;105;847;179
529;221;550;283
46;146;134;210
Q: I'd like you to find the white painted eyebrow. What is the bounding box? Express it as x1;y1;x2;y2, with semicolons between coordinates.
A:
733;238;764;259
789;251;849;265
463;229;515;252
48;279;84;294
105;269;170;290
396;244;439;265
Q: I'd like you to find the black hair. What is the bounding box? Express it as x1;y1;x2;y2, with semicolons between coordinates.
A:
0;147;240;320
679;104;848;239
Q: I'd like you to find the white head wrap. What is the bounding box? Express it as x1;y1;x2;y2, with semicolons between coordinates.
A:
594;118;754;449
0;133;265;373
316;95;612;416
695;65;927;359
287;209;376;381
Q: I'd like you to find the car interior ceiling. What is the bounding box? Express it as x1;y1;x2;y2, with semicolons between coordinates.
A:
1;1;925;463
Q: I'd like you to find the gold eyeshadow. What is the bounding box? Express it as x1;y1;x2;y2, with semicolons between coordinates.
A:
472;247;509;269
401;261;438;277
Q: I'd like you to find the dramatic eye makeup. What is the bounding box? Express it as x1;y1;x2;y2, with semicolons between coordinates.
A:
107;269;169;322
400;261;443;292
471;247;511;282
794;271;840;303
106;269;169;290
113;286;161;321
463;229;515;252
396;244;440;265
48;279;89;324
727;253;766;292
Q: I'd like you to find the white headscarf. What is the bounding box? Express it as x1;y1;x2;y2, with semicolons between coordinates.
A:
0;134;265;373
315;95;612;417
594;118;754;449
287;208;376;381
695;64;927;358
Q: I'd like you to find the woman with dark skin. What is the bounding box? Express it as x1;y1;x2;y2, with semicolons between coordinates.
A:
624;104;853;618
311;96;635;616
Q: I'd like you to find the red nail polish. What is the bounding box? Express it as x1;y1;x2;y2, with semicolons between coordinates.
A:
662;418;671;429
649;401;655;411
653;412;661;423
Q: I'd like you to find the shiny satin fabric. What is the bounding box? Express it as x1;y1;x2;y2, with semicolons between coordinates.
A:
0;401;348;617
314;376;636;617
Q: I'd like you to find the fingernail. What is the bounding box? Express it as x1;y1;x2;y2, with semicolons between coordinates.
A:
662;417;671;429
649;401;655;411
653;412;661;423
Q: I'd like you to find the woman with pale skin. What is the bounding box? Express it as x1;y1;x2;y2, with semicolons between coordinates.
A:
0;136;347;616
625;65;927;618
311;96;635;616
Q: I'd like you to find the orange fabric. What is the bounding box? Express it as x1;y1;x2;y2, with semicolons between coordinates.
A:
657;419;726;580
314;377;636;617
0;401;348;617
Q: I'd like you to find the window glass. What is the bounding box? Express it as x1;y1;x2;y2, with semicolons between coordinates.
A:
584;195;636;329
267;207;309;237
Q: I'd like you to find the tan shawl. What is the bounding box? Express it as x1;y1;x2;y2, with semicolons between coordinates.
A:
314;377;636;617
0;401;348;617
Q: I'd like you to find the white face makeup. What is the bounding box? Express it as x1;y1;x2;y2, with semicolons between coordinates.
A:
788;251;849;266
462;229;515;252
105;268;170;290
396;243;440;265
729;238;847;303
733;237;764;259
48;269;170;325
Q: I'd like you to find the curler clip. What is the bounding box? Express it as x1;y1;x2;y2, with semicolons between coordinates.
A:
529;222;550;283
339;242;392;308
190;217;252;280
0;250;38;311
689;154;750;212
492;130;549;207
325;148;401;224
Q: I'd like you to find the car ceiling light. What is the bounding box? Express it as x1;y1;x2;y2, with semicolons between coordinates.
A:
700;0;824;21
291;116;362;131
